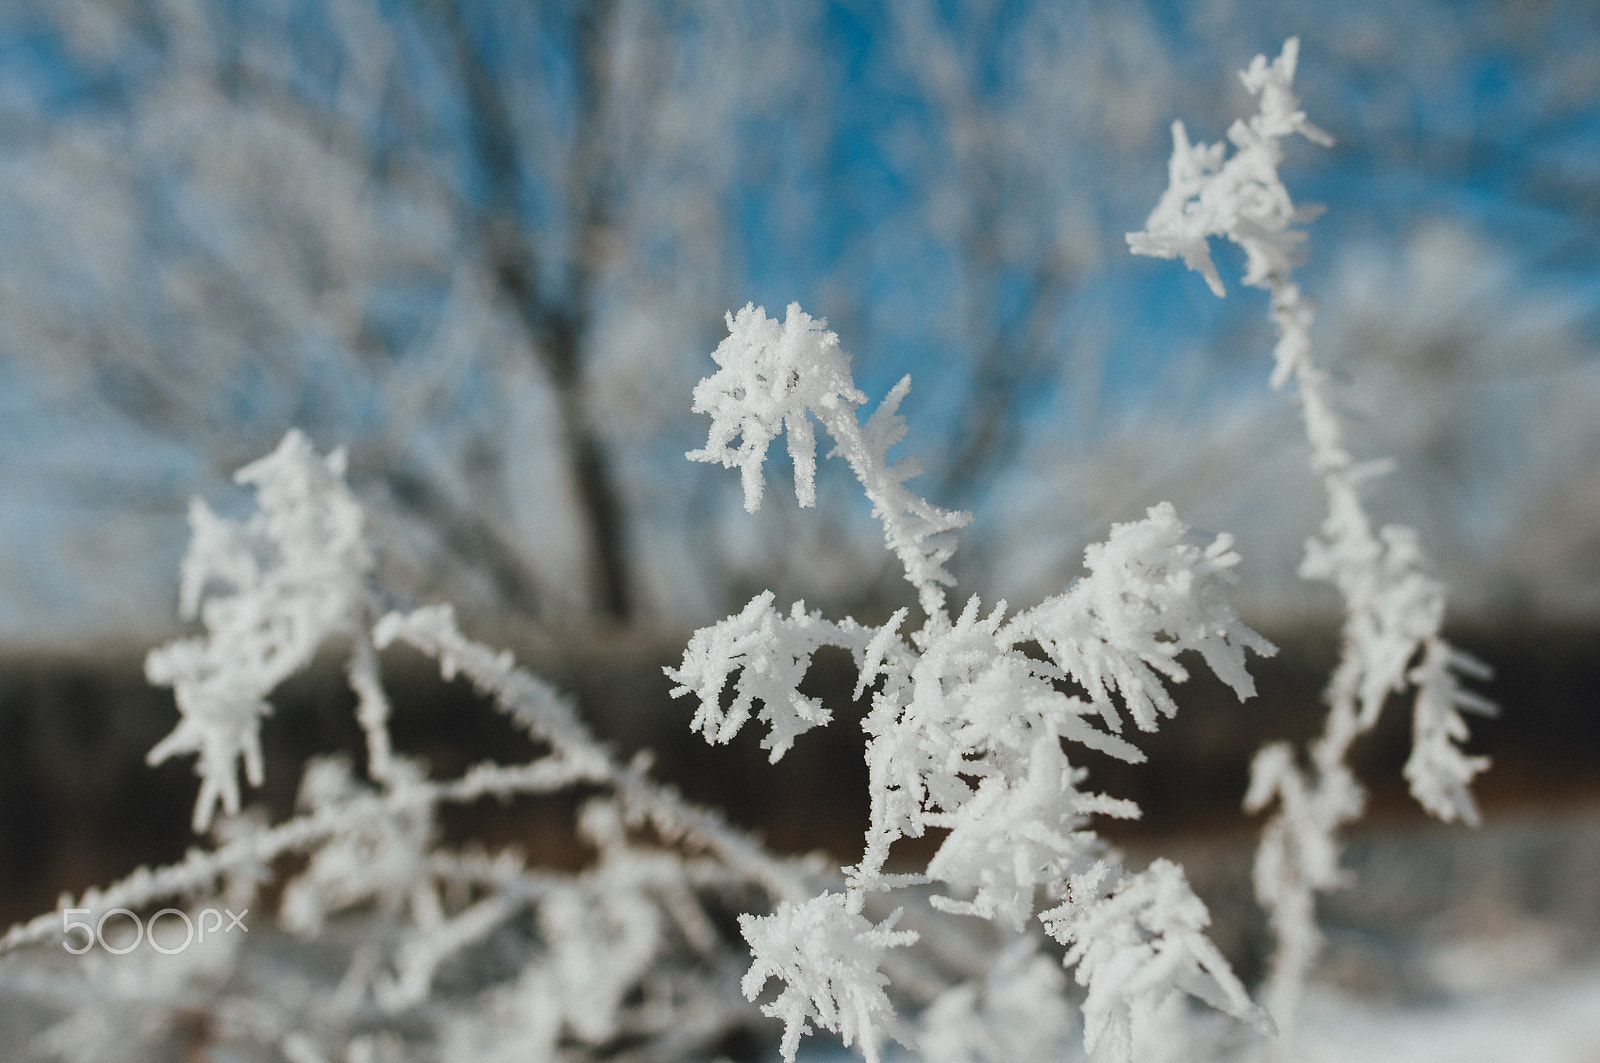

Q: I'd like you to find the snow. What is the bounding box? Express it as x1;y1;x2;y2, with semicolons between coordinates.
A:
1295;962;1600;1063
787;961;1600;1063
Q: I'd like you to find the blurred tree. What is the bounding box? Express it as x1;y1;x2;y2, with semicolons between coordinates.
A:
0;0;822;627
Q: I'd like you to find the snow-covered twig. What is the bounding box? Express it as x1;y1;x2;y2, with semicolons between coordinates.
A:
3;432;821;1063
1129;37;1494;1045
677;303;1275;1063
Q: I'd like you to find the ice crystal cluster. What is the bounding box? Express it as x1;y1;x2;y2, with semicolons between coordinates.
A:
673;301;1273;1063
0;37;1490;1063
145;435;373;832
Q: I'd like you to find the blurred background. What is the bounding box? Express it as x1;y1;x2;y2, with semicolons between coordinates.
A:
0;0;1595;1034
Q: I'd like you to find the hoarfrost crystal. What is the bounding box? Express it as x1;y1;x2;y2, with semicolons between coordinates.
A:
678;303;1274;1063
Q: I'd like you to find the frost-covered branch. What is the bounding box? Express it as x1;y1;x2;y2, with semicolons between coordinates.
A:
740;893;918;1063
667;590;871;762
689;303;972;622
679;306;1275;1063
1042;859;1266;1061
145;430;373;831
1129;37;1495;1042
3;432;820;1063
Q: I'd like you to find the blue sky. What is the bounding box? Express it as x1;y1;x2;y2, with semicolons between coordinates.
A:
1;0;1598;644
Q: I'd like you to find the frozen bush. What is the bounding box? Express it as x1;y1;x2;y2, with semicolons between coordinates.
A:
0;37;1490;1063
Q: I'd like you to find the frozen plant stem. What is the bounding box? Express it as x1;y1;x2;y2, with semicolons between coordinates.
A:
687;305;971;625
676;304;1276;1063
1129;37;1494;1045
